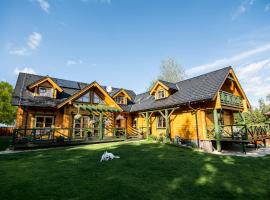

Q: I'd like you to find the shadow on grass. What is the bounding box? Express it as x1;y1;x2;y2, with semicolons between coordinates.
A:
0;141;270;200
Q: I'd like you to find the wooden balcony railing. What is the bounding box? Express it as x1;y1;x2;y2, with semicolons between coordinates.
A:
207;124;270;141
219;90;243;107
12;127;127;146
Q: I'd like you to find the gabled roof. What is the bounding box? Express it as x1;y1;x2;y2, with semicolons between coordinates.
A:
57;81;122;110
112;88;133;100
12;73;135;109
12;67;248;112
131;67;231;112
158;80;178;91
149;80;178;95
28;76;63;92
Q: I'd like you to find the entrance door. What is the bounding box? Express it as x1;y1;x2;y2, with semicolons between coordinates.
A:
73;116;90;138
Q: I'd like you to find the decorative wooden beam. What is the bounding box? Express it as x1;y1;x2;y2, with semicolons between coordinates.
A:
158;110;166;119
99;112;104;140
213;109;221;152
165;109;170;138
146;112;149;138
168;108;176;118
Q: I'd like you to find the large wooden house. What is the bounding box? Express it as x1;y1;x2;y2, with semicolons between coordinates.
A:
12;67;250;150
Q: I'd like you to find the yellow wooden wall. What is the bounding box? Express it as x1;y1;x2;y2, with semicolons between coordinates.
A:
135;108;209;141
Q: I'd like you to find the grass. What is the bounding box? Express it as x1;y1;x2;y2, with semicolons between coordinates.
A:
0;140;270;200
0;136;12;151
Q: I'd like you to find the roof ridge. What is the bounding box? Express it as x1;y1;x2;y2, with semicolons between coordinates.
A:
134;66;231;97
176;66;231;84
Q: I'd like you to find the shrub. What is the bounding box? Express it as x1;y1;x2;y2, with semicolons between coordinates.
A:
56;136;65;143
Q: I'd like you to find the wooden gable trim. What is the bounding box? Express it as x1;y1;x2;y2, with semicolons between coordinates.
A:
228;68;251;108
112;89;132;100
57;81;122;110
28;77;63;93
150;81;170;95
212;67;251;108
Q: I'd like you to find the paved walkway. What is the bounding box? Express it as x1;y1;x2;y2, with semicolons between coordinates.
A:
1;144;270;157
212;148;270;157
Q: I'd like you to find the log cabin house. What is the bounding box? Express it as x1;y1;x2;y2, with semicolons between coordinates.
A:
12;67;251;151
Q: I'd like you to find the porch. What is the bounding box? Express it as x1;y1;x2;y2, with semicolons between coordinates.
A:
12;127;128;149
207;124;270;153
12;103;141;149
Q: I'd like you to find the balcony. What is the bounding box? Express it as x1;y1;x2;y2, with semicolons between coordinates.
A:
219;90;243;107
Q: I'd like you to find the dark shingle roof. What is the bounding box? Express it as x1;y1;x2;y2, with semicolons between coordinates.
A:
130;67;231;112
158;80;178;91
12;67;231;112
12;73;136;109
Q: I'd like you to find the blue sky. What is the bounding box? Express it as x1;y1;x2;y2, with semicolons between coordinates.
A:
1;0;270;107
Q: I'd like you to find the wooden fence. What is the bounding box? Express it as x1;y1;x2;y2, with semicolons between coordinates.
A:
0;126;15;136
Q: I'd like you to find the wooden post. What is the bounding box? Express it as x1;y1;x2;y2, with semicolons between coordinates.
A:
146;112;149;138
165;109;169;139
24;107;29;137
213;109;221;152
195;111;200;148
99;112;103;140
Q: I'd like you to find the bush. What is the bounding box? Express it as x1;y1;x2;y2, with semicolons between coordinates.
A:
148;135;157;141
56;136;65;143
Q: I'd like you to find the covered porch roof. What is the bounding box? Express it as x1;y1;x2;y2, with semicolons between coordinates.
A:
74;103;121;113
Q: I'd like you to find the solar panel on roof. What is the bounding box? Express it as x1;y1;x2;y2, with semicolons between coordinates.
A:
54;79;80;89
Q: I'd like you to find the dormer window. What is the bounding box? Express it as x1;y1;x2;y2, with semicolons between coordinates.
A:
39;87;53;97
115;96;126;104
156;90;165;100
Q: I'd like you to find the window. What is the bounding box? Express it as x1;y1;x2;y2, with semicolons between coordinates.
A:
157;116;166;128
77;92;90;103
115;96;126;104
132;118;137;128
35;116;54;128
156;90;165;99
93;92;104;104
39;87;53;97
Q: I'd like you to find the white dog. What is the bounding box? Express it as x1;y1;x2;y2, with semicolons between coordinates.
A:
100;151;120;162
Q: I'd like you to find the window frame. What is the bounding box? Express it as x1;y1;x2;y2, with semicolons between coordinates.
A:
35;116;54;128
115;96;126;104
156;115;166;129
38;87;53;97
156;89;166;100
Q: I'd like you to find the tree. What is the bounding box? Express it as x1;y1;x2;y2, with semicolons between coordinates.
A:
234;98;270;125
0;81;16;125
267;94;270;102
148;58;186;90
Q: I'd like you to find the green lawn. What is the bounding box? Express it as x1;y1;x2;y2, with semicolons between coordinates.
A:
0;141;270;200
0;136;12;151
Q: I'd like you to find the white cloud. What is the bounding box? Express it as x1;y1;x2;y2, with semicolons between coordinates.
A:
233;58;270;107
28;32;42;49
265;4;270;12
8;32;42;56
232;0;255;20
187;43;270;76
8;48;28;56
66;60;83;65
14;67;36;75
237;58;270;79
36;0;50;13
